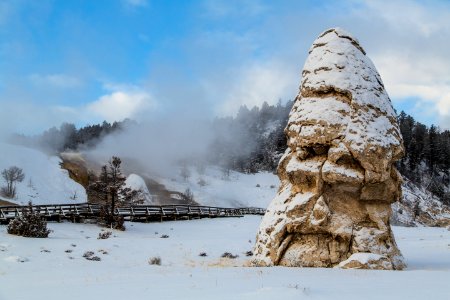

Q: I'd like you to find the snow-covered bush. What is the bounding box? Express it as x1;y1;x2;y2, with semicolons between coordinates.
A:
148;256;161;265
7;202;51;238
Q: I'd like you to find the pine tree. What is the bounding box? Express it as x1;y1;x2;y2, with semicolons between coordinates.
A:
426;125;437;174
88;156;142;230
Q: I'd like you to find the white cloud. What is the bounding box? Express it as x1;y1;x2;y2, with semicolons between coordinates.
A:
86;85;155;122
360;1;450;128
374;54;450;115
213;60;298;116
29;73;82;88
363;0;450;37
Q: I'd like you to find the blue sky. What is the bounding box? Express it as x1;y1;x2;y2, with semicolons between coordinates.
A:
0;0;449;135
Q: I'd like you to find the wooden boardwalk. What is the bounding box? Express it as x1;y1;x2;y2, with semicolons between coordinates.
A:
0;203;266;224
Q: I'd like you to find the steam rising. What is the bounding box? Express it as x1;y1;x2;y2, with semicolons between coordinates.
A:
84;115;215;177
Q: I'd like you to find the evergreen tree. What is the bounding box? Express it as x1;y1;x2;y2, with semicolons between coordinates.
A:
88;156;143;230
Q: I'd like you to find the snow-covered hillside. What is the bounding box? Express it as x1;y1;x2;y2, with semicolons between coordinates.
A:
1;217;449;300
155;166;279;208
0;143;86;205
0;142;446;228
152;166;449;227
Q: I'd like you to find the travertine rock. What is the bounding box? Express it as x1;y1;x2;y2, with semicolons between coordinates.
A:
252;28;406;270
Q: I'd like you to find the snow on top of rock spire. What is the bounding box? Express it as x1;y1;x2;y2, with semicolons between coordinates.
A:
288;27;403;180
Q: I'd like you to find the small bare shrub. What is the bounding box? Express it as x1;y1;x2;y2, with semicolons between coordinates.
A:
83;250;101;261
1;166;25;198
83;251;95;258
160;234;169;238
221;252;239;259
65;249;73;253
245;250;253;257
256;184;260;188
98;230;112;239
148;256;161;265
86;256;101;261
181;188;194;203
199;252;207;257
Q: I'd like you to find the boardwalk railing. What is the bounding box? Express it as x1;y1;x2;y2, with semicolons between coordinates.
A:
0;203;266;224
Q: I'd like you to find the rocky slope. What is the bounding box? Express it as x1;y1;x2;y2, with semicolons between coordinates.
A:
252;28;406;270
394;179;450;227
60;154;197;205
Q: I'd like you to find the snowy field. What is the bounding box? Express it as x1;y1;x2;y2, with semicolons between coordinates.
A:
1;216;449;300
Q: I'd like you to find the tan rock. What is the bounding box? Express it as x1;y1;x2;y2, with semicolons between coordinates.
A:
338;253;395;270
252;28;406;270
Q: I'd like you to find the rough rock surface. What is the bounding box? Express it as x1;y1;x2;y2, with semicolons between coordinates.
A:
252;28;406;270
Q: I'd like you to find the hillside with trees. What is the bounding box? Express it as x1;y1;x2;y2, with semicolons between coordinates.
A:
13;102;450;207
210;102;450;206
11;119;135;154
209;100;293;173
397;112;450;204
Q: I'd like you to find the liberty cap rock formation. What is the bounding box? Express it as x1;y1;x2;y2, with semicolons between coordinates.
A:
252;28;406;270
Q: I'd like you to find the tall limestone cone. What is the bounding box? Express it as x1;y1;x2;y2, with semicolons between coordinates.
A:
252;28;406;270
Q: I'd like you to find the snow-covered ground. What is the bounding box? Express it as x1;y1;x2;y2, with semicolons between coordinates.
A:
156;166;279;208
1;217;449;300
0;143;86;205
